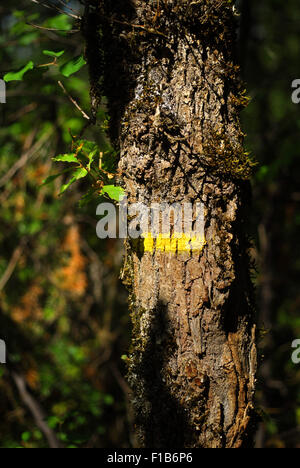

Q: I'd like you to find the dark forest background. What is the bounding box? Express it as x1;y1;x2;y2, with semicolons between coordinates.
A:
0;0;299;448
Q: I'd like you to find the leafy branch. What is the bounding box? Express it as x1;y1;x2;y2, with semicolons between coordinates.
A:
3;11;125;206
43;138;124;205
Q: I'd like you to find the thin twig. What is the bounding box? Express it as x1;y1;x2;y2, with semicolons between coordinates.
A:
27;22;79;34
30;0;81;20
11;371;63;449
6;103;38;124
0;130;52;188
38;60;57;68
58;81;90;120
0;243;25;292
56;0;81;16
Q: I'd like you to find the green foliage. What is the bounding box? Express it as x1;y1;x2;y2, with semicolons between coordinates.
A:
45;14;73;32
3;10;124;203
101;185;126;202
60;167;88;194
49;137;124;202
4;50;85;82
4;61;34;82
0;1;129;449
43;50;65;58
60;55;87;77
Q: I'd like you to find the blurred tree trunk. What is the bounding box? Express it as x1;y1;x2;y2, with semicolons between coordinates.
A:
96;0;257;448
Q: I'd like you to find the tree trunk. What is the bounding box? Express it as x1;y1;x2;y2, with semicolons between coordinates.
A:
95;0;257;448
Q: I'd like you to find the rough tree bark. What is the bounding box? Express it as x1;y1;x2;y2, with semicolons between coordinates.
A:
89;0;257;448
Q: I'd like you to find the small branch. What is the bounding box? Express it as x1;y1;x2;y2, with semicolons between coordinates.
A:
56;0;81;16
27;22;79;34
30;0;81;20
7;103;38;124
0;130;52;188
58;81;90;120
38;60;57;68
11;371;63;449
0;243;25;293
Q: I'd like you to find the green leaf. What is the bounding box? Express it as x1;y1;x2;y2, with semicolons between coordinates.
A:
256;165;270;182
21;432;31;442
43;50;65;58
60;55;87;78
60;168;88;194
101;185;125;201
74;139;99;154
103;394;114;406
41;168;73;186
87;149;98;171
52;154;78;164
19;32;39;46
45;14;72;32
4;61;34;82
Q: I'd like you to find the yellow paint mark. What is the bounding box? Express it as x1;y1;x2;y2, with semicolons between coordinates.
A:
190;235;207;252
143;233;154;252
163;235;178;254
177;234;191;253
155;234;166;252
142;232;206;254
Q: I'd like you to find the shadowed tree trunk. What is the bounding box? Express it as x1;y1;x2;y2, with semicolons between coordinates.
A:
89;0;258;448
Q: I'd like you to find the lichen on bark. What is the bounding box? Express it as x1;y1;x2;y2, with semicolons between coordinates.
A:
87;0;258;448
